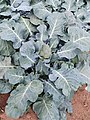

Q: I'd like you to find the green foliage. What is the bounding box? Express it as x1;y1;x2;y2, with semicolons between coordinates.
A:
0;0;90;120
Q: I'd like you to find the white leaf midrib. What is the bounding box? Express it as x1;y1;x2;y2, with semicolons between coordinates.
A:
73;37;89;43
21;81;32;100
6;25;22;42
45;64;70;87
50;19;58;38
21;17;32;35
26;55;35;63
43;99;53;120
58;48;75;54
54;70;70;87
10;74;24;78
45;81;60;94
11;0;16;6
67;0;72;11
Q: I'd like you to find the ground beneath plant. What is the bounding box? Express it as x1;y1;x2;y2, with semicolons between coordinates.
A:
67;85;90;120
0;85;90;120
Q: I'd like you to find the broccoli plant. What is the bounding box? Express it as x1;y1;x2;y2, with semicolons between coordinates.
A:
0;0;90;120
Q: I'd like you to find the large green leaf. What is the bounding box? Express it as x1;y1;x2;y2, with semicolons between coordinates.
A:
62;0;76;11
44;81;63;102
21;17;33;36
5;80;43;118
30;14;43;25
68;26;90;52
36;24;48;42
0;79;12;93
80;62;90;91
57;42;77;59
5;67;24;84
49;65;86;96
47;12;65;38
33;96;59;120
20;41;38;69
0;40;14;56
46;0;61;9
10;0;32;11
0;20;28;49
0;57;14;79
33;2;51;20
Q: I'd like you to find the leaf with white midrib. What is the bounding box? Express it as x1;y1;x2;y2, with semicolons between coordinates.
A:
45;65;70;89
67;0;72;11
21;17;32;36
73;37;90;43
25;55;35;63
54;70;70;87
11;0;16;6
33;96;59;120
50;19;58;38
6;25;22;42
43;99;53;120
21;81;32;100
45;81;59;94
58;48;75;54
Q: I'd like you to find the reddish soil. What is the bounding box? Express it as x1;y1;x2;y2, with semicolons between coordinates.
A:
1;85;90;120
67;85;90;120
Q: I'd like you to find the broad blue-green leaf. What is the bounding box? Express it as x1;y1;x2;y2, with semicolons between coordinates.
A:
49;66;86;96
0;20;28;49
80;63;90;92
5;103;27;119
0;0;10;16
0;40;14;56
10;0;32;11
46;0;61;9
5;80;43;118
5;67;24;85
80;63;90;83
36;24;48;42
30;14;43;25
20;41;38;69
76;0;85;8
36;61;49;75
44;81;63;102
68;26;90;51
33;2;51;20
62;0;76;11
50;36;59;49
64;11;76;26
33;96;59;120
21;17;32;36
0;57;14;79
76;8;87;21
0;0;6;12
57;42;78;59
12;52;20;66
0;79;12;93
47;12;65;38
0;9;11;16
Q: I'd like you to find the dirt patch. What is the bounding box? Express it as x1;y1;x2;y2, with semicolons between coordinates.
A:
67;85;90;120
0;94;9;111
